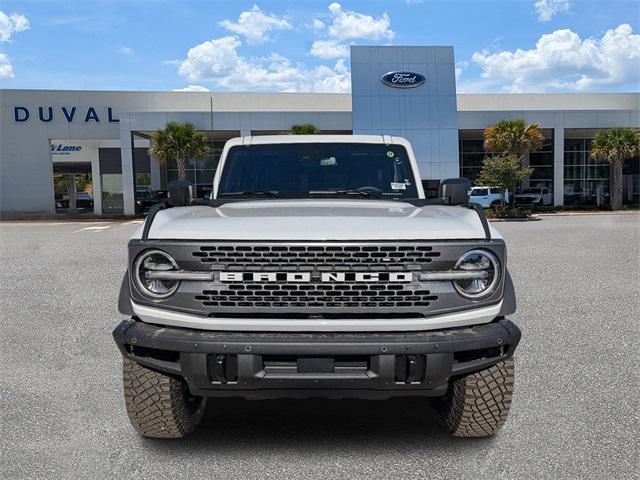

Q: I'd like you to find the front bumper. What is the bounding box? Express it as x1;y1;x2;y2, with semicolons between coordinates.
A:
113;318;521;399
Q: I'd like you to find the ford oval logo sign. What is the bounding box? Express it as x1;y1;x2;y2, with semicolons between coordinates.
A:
381;71;426;88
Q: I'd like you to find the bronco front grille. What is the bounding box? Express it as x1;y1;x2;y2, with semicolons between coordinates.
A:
195;283;438;310
192;244;440;270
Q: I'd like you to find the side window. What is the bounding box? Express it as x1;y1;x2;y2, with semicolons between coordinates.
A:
543;188;549;194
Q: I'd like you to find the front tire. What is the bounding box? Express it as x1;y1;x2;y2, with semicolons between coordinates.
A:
122;357;206;438
431;359;514;437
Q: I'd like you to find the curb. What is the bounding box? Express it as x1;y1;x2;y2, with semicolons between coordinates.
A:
534;211;639;217
488;217;541;222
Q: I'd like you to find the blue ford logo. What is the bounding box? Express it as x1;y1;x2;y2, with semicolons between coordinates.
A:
381;71;426;88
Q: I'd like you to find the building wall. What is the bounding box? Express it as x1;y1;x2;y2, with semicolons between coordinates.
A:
0;90;351;214
1;76;638;214
350;46;459;180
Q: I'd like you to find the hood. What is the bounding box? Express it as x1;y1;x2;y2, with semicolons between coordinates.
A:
515;193;541;199
138;199;499;241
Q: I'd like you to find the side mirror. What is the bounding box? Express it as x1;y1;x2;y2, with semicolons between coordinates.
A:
440;178;471;206
167;179;194;207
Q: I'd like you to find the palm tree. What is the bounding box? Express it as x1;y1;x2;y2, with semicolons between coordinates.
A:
483;119;544;207
590;128;640;210
148;122;209;181
484;119;544;161
289;124;320;135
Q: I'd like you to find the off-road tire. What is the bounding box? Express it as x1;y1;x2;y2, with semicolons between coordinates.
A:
431;359;514;437
122;357;207;438
490;200;501;209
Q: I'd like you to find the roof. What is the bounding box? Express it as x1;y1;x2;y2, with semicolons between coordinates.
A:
456;93;639;111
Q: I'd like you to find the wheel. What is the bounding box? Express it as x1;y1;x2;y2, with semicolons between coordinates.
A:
490;200;501;209
122;357;207;438
431;359;514;437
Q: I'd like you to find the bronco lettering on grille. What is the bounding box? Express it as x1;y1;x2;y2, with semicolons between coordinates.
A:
219;272;413;283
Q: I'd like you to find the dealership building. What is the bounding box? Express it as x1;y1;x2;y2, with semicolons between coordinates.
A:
1;45;638;216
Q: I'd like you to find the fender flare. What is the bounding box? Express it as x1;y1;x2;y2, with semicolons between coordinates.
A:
499;269;517;316
118;271;134;316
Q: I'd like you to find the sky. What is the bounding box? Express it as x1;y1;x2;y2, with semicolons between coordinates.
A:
0;0;638;93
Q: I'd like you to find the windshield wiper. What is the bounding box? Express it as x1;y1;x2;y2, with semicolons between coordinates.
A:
308;189;373;198
218;190;279;198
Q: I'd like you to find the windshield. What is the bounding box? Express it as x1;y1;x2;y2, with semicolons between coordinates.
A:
522;188;542;194
217;143;419;199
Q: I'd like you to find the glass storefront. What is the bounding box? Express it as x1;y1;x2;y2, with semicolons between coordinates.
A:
52;162;94;213
165;140;224;199
528;137;553;190
563;138;610;206
459;136;492;184
459;130;554;192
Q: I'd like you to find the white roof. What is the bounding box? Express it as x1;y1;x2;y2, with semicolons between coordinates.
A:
225;134;411;146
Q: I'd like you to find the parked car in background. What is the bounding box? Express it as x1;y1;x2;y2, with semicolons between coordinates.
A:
135;190;168;213
515;187;552;206
468;186;508;208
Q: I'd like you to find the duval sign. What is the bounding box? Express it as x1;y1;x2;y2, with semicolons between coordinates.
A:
13;106;119;123
381;71;426;88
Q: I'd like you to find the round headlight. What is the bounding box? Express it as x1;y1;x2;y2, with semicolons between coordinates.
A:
453;250;500;300
134;250;179;299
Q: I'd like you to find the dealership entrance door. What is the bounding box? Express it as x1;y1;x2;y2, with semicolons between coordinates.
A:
52;162;94;213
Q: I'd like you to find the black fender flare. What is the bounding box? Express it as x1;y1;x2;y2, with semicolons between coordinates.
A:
118;271;134;316
499;269;517;316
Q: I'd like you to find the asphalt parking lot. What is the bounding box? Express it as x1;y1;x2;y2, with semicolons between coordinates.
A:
1;214;638;479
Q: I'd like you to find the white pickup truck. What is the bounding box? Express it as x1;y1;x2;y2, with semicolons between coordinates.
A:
113;135;520;439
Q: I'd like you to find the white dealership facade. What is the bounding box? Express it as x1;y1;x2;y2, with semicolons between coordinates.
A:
1;46;638;215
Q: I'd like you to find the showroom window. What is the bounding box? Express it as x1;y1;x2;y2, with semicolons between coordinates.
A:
459;130;553;191
528;137;553;190
165;140;224;198
564;138;610;206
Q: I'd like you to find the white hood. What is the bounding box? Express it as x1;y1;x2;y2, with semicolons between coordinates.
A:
137;200;500;241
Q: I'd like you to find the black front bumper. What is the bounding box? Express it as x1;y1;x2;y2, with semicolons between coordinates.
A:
113;319;521;399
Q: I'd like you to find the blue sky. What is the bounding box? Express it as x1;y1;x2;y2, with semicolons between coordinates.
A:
0;0;638;93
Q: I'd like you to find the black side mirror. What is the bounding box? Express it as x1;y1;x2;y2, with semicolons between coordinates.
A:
440;178;471;206
167;179;194;207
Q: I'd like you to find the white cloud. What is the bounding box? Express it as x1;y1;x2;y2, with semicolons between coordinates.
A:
455;61;468;81
309;19;325;32
534;0;570;22
310;39;349;59
173;85;210;92
178;35;350;93
471;24;640;92
307;3;394;59
219;5;291;45
178;36;243;82
118;46;134;56
325;3;393;41
0;11;29;42
0;52;14;79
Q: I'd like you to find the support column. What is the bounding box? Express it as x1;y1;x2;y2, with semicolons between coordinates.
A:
553;127;564;206
91;149;103;215
120;116;136;215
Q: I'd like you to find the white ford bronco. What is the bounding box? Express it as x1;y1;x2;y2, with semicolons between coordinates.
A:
113;135;520;438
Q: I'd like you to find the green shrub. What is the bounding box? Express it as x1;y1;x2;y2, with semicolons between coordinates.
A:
486;207;532;219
